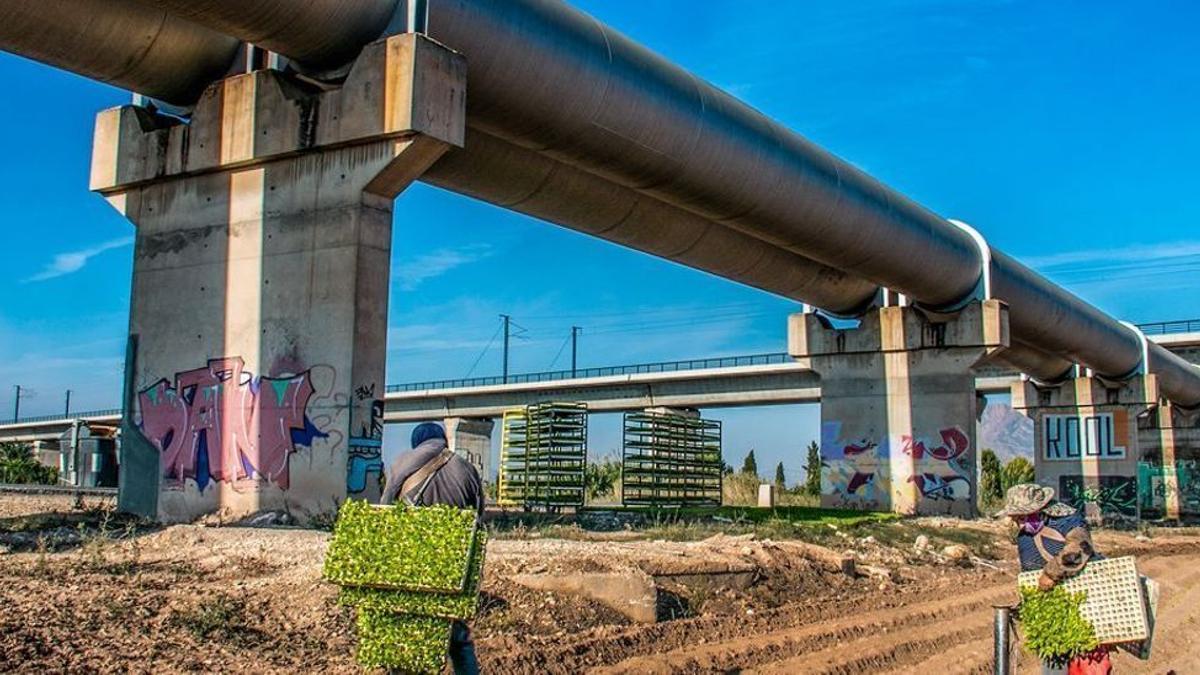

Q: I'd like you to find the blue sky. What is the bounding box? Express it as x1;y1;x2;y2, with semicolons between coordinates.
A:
1;1;1198;482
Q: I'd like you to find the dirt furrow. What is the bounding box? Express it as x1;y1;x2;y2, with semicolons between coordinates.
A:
878;632;1004;675
1128;556;1200;673
593;584;1009;674
749;611;994;674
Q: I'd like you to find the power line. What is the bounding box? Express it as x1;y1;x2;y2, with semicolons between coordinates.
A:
547;332;572;369
518;300;790;321
464;320;504;378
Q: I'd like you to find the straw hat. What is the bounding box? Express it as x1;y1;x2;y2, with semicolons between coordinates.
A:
995;483;1075;518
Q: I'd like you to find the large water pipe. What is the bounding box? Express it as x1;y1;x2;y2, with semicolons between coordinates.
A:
0;0;1188;401
135;0;1193;402
0;0;239;106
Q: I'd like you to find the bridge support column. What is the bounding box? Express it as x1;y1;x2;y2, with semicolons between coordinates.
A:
1135;401;1200;521
444;417;495;485
1012;376;1156;524
91;35;465;522
789;300;1009;517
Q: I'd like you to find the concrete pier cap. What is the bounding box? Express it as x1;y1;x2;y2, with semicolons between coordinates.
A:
789;300;1009;517
92;34;466;523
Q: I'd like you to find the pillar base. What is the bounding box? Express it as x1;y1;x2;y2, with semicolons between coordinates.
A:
445;417;495;485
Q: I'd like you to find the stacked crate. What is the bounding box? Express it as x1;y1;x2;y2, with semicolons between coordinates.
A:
622;411;723;507
498;402;588;510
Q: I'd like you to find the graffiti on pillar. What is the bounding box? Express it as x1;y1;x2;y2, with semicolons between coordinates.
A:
1059;474;1137;519
347;396;385;495
138;357;333;491
821;421;886;508
1139;461;1200;517
903;427;972;501
1042;412;1128;461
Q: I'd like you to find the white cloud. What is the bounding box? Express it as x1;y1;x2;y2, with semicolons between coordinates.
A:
23;236;133;283
1021;241;1200;269
393;244;493;291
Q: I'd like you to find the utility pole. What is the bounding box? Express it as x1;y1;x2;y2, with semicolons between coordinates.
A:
571;326;582;377
65;389;72;417
500;314;511;384
12;385;20;423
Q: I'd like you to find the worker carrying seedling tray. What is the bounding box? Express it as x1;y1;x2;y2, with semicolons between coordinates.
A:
999;483;1157;675
381;422;484;674
326;422;485;675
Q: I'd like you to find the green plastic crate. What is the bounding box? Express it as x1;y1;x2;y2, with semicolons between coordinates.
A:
323;500;477;593
355;610;452;672
339;529;488;620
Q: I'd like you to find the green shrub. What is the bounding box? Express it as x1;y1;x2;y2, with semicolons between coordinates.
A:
1018;585;1099;665
1001;457;1036;492
323;500;476;592
585;457;621;501
0;442;59;485
355;610;451;672
339;529;487;620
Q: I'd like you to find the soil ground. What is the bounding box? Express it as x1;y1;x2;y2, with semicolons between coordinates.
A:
1;492;1197;674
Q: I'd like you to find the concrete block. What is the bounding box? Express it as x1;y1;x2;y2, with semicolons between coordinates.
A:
510;571;659;623
758;483;776;508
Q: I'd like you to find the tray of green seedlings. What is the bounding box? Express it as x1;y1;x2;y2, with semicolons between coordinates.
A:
339;529;489;620
324;500;477;593
355;610;453;672
1018;585;1099;666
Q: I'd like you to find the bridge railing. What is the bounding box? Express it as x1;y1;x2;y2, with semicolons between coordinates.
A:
6;320;1195;424
2;407;122;427
1137;319;1200;336
384;352;793;393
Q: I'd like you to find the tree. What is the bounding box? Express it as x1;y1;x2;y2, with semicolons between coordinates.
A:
1001;457;1035;492
741;449;758;477
774;462;786;488
980;449;1003;502
803;440;822;496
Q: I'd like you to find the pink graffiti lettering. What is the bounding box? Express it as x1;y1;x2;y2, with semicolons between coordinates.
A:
902;427;969;461
843;440;878;456
138;357;324;490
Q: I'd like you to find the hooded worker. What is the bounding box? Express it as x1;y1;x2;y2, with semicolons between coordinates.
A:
381;422;484;675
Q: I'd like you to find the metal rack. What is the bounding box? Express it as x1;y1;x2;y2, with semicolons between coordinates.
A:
498;402;587;510
621;411;723;508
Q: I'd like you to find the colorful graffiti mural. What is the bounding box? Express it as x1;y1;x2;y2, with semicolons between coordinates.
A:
1138;461;1200;518
347;397;385;495
821;422;973;509
1060;474;1138;519
903;427;972;501
138;357;329;491
821;421;887;508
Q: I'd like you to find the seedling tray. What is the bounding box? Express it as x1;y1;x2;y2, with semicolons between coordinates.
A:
1018;556;1149;644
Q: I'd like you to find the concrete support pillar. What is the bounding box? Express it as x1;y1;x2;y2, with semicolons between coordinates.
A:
1012;375;1156;524
444;417;495;485
92;35;466;522
1136;402;1200;521
789;300;1009;517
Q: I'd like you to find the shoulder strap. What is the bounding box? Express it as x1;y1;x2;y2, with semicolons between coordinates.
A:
399;448;456;506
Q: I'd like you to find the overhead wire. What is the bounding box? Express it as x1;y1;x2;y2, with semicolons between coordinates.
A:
463;319;504;378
